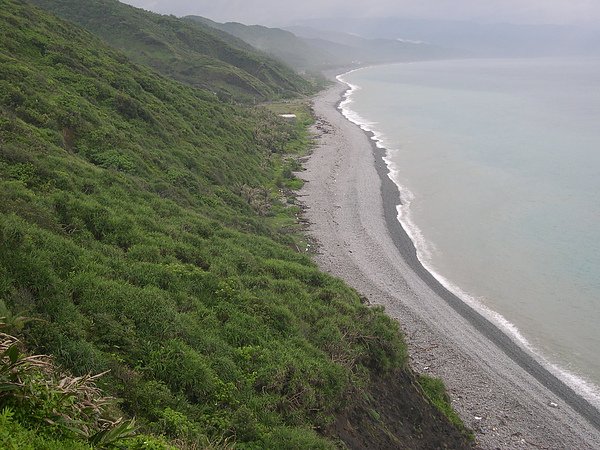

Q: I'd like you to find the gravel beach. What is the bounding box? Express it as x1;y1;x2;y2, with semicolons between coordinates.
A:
298;80;600;449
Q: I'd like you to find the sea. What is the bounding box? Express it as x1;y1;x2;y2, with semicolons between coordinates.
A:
338;58;600;404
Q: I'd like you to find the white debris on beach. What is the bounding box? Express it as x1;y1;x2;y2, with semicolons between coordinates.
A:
279;113;297;119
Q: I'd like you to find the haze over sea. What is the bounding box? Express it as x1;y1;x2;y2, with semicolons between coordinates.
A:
339;58;600;400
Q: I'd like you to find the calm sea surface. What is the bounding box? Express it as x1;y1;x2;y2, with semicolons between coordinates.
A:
339;59;600;400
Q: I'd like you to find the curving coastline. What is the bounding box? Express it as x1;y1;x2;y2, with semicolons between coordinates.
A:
336;67;600;408
299;78;600;448
335;71;600;422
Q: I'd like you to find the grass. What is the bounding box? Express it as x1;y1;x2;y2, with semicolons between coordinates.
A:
418;374;474;441
0;1;407;447
0;324;174;449
30;0;315;103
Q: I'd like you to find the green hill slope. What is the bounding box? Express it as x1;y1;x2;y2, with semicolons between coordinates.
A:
187;16;343;71
0;1;471;448
28;0;313;102
189;16;451;72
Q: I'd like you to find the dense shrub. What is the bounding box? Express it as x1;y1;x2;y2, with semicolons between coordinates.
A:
0;1;407;447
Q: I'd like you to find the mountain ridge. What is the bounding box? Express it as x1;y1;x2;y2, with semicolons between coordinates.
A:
187;15;451;71
29;0;313;101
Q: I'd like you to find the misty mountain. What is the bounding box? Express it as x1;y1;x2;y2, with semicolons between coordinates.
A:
285;25;454;63
290;17;600;57
187;16;453;71
29;0;313;102
186;16;342;70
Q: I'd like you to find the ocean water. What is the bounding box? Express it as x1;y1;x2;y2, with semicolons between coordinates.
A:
338;59;600;402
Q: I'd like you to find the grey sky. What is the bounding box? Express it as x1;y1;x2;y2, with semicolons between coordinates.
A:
120;0;600;26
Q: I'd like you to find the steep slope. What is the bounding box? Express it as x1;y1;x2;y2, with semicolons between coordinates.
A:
28;0;313;102
190;16;451;71
187;16;346;71
1;1;472;448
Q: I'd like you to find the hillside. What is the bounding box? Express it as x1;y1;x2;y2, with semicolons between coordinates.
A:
0;1;472;448
189;16;451;71
188;16;344;71
28;0;313;102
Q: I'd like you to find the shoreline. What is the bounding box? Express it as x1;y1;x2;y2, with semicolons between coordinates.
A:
336;73;600;427
299;78;600;448
337;68;600;408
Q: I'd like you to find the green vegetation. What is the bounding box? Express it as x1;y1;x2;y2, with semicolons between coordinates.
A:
418;374;473;440
29;0;313;102
0;327;169;449
186;17;338;73
1;1;408;447
0;410;91;450
260;100;316;252
188;17;448;73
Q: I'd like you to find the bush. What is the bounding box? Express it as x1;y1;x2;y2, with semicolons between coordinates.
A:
258;426;335;450
0;408;91;450
0;2;415;447
0;329;135;446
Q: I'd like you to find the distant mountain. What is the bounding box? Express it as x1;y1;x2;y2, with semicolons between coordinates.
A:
29;0;313;101
285;25;453;64
187;16;451;72
290;17;600;57
186;16;343;71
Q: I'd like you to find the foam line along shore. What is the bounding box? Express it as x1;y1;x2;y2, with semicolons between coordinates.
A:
335;67;600;411
298;75;600;448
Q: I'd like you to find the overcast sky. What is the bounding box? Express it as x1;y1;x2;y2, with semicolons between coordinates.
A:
121;0;600;26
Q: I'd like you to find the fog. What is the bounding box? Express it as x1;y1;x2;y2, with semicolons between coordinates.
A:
119;0;600;56
121;0;600;27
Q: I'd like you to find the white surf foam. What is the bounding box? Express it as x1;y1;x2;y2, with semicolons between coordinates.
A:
336;69;600;409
